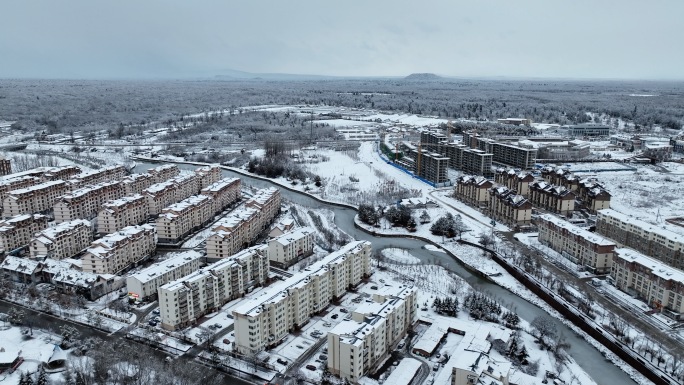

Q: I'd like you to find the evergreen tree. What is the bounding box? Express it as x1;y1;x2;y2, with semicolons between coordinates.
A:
517;345;529;365
36;366;48;385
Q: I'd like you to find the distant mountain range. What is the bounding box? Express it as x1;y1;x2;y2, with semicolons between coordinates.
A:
211;70;449;82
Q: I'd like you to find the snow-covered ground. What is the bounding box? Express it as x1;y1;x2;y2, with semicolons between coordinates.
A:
0;326;64;384
381;248;421;264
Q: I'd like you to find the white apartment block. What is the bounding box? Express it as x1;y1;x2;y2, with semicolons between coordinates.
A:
126;250;203;302
3;180;69;217
0;214;49;254
0;176;40;204
148;164;180;183
156;195;213;244
82;224;157;275
195;165;222;189
328;285;418;383
612;248;684;319
206;207;260;261
67;165;127;188
244;187;281;226
97;194;149;234
267;227;315;268
53;181;125;223
537;214;616;274
233;241;372;355
122;173;156;196
158;245;269;330
30;219;93;260
144;173;200;215
201;177;241;213
40;165;82;182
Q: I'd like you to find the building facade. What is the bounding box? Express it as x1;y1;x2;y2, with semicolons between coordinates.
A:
97;194;149;234
200;177;242;213
233;241;372;355
82;224;157;275
0;157;11;176
454;175;493;208
30;219;93;260
147;164;180;183
487;187;533;228
126;250;203;302
528;181;575;216
3;180;69;217
195;165;222;189
68;165;127;188
122;173;156;196
537;214;616;273
0;214;49;254
156;195;213;244
53;181;125;222
494;169;535;198
267;227;315;268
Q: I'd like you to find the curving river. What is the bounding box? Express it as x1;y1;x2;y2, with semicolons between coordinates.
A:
134;161;638;385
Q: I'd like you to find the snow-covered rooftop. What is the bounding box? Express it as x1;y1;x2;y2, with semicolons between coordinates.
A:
539;214;615;246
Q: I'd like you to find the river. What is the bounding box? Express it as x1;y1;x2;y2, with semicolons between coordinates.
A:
135;161;638;385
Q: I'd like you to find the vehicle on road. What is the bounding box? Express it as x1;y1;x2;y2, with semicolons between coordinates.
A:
277;358;288;365
306;364;317;371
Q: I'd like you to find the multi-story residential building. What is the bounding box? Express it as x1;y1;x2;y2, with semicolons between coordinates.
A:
596;209;684;269
200;177;241;213
460;148;493;178
30;219;93;260
490;142;537;170
148;164;180;183
576;179;611;213
568;123;610;137
158;245;269;330
144;173;200;215
536;140;591;160
0;176;40;204
233;241;372;355
206;207;260;261
611;248;684;319
0;214;49;254
97;194;149;234
454;175;493;208
528;181;575;216
411;150;449;185
82;224;157;275
497;118;531;126
267;227;315;268
195;165;222;189
41;166;81;182
53;181;125;222
3;180;69;217
494;169;535;198
68;165;127;188
328;285;417;383
121;173;156;196
487;187;533;228
244;187;281;226
126;250;203;302
537;214;616;273
156;195;212;244
0;157;11;176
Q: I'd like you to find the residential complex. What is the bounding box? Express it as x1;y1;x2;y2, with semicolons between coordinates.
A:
68;165;127;188
611;248;684;319
126;250;203;302
200;177;242;213
30;219;93;260
0;214;49;254
486;187;533;228
327;285;417;383
3;180;69;217
454;176;493;208
541;168;611;213
97;194;149;234
158;245;270;330
82;224;157;275
148;164;180;183
0;176;40;204
490;142;537;170
568;123;610;137
596;209;684;270
53;181;125;222
460;148;494;178
528;181;575;216
494;169;534;198
122;173;156;196
412;150;449;185
537;214;616;273
145;173;200;215
267;227;315;268
156;195;212;244
0;157;11;175
233;241;372;355
195;165;222;188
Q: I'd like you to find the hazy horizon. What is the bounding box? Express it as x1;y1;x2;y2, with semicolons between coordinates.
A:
1;0;683;81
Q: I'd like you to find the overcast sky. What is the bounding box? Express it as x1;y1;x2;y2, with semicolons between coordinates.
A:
1;0;682;80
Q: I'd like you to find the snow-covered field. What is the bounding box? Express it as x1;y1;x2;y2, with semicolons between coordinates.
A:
0;326;63;384
381;248;421;264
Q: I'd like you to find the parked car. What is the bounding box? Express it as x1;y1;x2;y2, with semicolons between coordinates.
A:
152;309;161;315
322;348;328;354
277;358;288;365
214;323;223;328
319;354;328;361
223;338;230;344
306;364;317;371
148;320;157;326
331;314;339;319
339;308;348;313
323;322;332;327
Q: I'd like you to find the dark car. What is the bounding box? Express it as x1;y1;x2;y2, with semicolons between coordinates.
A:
339;308;348;313
277;358;288;365
331;314;339;319
306;364;317;371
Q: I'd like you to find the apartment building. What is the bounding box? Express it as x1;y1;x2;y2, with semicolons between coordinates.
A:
30;219;93;260
53;181;125;223
487;187;533;228
158;245;269;330
538;214;616;273
596;209;684;269
267;227;315;268
244;187;281;227
494;169;535;198
145;173;200;215
490;142;537;170
497;118;531;126
460;148;494;178
528;181;575;216
68;165;127;188
126;250;203;302
121;173;156;196
612;248;684;319
97;194;149;234
569;123;610;137
82;224;157;275
0;176;40;214
206;207;261;261
454;175;493;208
148;164;180;183
536;140;591;160
3;180;69;217
200;177;241;213
41;165;81;182
0;157;11;176
412;150;450;185
0;214;49;254
233;241;372;355
156;195;213;244
328;285;417;383
195;165;222;189
576;179;611;213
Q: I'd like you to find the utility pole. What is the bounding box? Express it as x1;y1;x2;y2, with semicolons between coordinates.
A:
310;110;314;145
